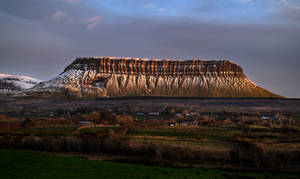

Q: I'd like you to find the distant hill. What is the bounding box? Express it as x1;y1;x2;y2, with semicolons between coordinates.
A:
0;74;41;95
25;57;282;98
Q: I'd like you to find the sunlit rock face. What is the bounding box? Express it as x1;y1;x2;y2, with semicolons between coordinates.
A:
29;57;282;98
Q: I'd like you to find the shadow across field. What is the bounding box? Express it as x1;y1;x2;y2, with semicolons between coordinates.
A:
0;149;298;179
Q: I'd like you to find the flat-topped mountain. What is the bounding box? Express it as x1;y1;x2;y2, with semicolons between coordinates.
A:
28;57;282;98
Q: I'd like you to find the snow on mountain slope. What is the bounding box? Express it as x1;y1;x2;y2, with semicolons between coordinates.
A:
0;74;41;95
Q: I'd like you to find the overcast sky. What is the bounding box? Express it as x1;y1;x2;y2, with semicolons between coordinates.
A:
0;0;299;97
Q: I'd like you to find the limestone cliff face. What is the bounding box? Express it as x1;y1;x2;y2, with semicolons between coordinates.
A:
30;57;281;98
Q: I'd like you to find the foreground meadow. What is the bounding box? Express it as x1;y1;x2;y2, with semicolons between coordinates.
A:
1;149;298;179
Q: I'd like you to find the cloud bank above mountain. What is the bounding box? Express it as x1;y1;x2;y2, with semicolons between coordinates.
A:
0;0;299;97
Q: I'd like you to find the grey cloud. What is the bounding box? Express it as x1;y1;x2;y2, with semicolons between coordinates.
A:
261;0;300;23
0;0;99;23
0;1;299;97
280;7;300;22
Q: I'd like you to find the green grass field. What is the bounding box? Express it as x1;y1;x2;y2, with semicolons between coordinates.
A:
79;126;124;134
0;149;298;179
16;126;77;136
0;120;11;122
293;114;300;121
128;128;196;138
127;127;240;142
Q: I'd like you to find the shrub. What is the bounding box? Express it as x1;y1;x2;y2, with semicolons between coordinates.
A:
88;109;116;125
115;115;134;127
0;114;7;121
22;118;34;128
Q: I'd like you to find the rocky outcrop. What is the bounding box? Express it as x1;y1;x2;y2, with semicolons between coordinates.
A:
29;57;282;98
